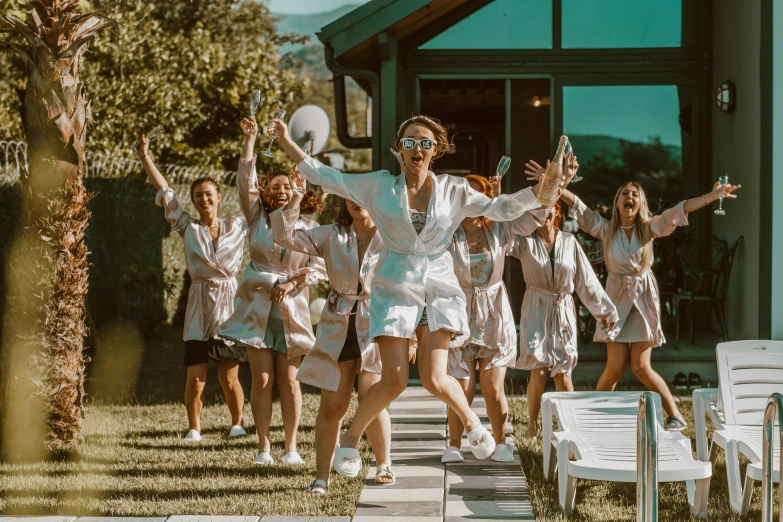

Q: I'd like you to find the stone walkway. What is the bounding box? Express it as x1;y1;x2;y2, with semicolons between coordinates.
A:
353;385;535;521
1;387;534;522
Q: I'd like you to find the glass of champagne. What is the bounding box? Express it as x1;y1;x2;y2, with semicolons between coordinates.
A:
566;141;582;183
496;156;511;178
132;125;164;153
714;174;729;216
249;90;261;117
262;109;286;158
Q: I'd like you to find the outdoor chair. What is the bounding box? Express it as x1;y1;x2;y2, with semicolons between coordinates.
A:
693;340;783;515
541;391;711;516
673;235;742;348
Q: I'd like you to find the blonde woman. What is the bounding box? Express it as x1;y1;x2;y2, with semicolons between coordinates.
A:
218;117;327;464
526;158;740;430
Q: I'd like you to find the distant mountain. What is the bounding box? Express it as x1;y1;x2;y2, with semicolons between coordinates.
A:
568;134;682;166
276;4;360;52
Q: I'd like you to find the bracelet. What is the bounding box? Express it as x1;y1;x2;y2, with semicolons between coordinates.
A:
701;195;708;206
293;187;306;194
138;154;149;160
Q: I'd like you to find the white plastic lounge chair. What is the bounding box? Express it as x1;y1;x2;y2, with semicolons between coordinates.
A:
541;391;711;516
705;340;783;514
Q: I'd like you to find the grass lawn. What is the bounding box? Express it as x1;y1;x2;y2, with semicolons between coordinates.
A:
510;394;777;521
0;327;371;517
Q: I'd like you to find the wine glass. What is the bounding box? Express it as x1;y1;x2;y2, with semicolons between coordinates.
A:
132;125;164;153
249;90;261;117
566;141;582;183
714;174;729;216
496;156;511;178
262;109;286;158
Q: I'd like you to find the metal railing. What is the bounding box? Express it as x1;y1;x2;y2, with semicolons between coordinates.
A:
637;391;658;522
761;392;783;521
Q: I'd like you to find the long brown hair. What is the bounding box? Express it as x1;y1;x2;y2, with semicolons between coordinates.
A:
336;198;353;227
606;181;654;269
259;169;326;216
393;115;452;167
464;174;493;228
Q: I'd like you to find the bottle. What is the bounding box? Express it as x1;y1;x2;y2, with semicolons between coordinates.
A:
537;135;569;207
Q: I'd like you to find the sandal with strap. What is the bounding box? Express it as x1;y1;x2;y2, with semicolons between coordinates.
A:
375;464;395;485
307;479;328;494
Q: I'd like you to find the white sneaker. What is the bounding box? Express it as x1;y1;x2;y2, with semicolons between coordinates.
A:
229;425;247;437
281;451;305;465
491;443;514;462
183;429;202;442
441;445;464;463
467;426;496;460
253;452;275;465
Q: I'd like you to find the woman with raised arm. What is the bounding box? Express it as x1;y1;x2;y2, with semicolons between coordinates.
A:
218;117;327;465
525;157;740;430
135;134;247;442
270;182;397;493
269;114;561;476
510;196;618;438
442;174;546;463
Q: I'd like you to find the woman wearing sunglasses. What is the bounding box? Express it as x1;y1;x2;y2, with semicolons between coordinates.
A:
268;115;560;476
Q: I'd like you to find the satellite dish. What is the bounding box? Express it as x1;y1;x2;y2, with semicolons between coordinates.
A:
289;104;331;156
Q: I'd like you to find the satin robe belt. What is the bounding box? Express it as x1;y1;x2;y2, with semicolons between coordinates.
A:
607;271;648;302
385;245;447;256
249;261;293;287
526;286;573;345
328;289;370;316
191;276;235;337
465;280;504;343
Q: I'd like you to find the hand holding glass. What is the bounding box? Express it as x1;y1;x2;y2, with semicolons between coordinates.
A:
132;125;163;153
262;109;286;158
566;141;582;182
714;174;729;216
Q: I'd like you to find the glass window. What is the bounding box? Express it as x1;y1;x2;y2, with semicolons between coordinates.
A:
420;0;552;50
562;0;682;48
562;85;683;208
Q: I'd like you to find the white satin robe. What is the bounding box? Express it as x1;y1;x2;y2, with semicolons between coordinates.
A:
446;212;546;379
297;156;541;347
270;207;384;392
156;187;248;341
569;196;689;348
511;231;618;376
218;155;327;358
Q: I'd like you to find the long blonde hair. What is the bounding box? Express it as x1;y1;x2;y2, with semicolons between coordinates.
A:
606;182;654;270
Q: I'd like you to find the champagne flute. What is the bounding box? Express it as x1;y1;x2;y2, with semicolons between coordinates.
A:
496;156;511;178
262;109;286;158
132;125;164;153
249;90;261;117
566;141;582;183
714;174;729;216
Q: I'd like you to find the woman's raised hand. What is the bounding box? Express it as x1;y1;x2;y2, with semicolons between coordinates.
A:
240;116;258;137
134;134;150;157
566;154;579;184
525;159;547;181
711;180;741;199
268;118;290;142
488;176;502;197
290;165;306;195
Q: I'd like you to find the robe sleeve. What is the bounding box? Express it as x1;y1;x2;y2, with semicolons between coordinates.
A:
501;208;548;245
462;181;540;222
650;201;689;238
568;195;609;241
284;218;328;286
155;187;194;237
237;154;265;225
573;238;618;326
508;234;529;261
297;155;381;209
270;207;331;258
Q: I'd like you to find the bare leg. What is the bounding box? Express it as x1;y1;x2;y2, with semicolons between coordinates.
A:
596;342;629;391
358;369;391;468
553;373;574;392
447;362;476;448
217;359;244;426
630;342;683;419
246;348;275;453
478;358;507;445
417;327;482;433
315;359;358;483
185;363;208;431
341;336;409;449
526;368;549;437
275;351;302;454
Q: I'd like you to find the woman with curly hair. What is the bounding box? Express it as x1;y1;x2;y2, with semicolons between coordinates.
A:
218;116;327;465
268;114;562;476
